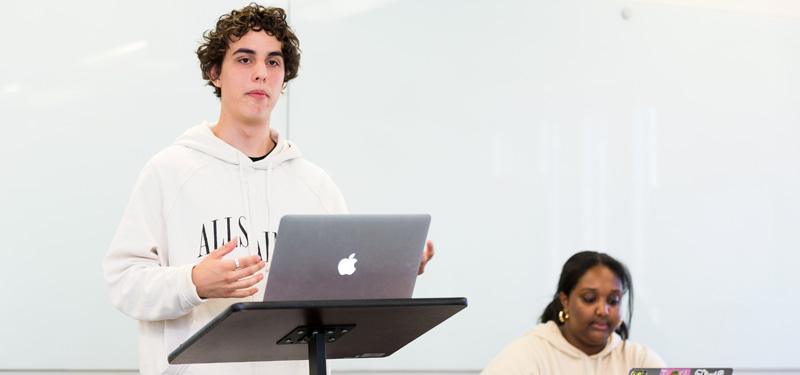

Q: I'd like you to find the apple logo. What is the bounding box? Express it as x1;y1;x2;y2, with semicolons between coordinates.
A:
338;253;357;275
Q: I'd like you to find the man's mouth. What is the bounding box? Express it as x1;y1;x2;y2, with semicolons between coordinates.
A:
247;89;268;99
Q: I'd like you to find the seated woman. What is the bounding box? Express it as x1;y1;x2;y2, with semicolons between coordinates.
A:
482;251;665;375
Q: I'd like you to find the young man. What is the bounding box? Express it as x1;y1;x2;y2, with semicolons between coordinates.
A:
103;5;433;375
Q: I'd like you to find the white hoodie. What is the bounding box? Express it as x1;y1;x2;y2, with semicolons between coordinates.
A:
103;122;347;375
481;321;665;375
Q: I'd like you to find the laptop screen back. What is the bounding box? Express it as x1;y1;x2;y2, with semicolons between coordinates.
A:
263;214;431;301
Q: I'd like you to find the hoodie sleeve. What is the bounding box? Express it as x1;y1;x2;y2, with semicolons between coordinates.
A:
102;158;205;321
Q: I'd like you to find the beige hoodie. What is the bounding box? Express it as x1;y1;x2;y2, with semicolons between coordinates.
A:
482;321;665;375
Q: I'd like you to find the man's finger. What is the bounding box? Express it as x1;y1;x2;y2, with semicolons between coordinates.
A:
425;240;434;261
227;287;259;298
418;240;434;275
230;273;264;290
210;238;238;259
232;258;266;278
234;254;263;270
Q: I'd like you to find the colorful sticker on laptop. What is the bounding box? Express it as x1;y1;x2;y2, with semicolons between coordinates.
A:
661;370;691;375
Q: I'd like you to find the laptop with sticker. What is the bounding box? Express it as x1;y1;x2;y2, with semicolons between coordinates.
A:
629;368;733;375
262;214;431;301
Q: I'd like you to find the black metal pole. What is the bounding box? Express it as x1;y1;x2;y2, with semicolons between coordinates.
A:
308;331;327;375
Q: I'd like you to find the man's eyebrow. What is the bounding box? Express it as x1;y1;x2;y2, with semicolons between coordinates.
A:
232;48;256;55
231;48;284;58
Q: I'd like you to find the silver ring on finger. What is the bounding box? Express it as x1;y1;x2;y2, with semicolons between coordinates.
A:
234;258;240;270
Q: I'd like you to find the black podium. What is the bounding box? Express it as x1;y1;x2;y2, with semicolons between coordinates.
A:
168;297;467;375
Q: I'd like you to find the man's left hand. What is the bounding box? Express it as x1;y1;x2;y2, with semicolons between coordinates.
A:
418;240;434;275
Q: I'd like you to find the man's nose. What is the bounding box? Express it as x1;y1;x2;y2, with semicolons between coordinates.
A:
253;63;268;82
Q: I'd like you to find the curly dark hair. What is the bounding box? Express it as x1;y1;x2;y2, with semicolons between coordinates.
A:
539;251;634;340
196;3;301;98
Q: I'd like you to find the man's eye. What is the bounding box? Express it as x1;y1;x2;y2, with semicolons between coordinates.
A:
238;58;251;64
268;60;281;66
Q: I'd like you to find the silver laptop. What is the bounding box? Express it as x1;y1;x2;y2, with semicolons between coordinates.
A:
263;214;431;301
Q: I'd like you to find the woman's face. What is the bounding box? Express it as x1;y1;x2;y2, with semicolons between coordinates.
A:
559;264;623;355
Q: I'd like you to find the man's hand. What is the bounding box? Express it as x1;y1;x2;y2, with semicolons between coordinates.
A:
418;240;434;275
191;238;266;299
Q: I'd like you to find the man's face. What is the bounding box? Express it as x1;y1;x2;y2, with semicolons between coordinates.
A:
212;30;286;126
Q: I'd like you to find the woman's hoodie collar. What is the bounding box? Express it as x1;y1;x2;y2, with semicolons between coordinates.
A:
173;122;301;167
529;320;622;360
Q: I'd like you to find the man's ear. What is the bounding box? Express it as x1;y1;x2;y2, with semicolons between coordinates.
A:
209;65;221;87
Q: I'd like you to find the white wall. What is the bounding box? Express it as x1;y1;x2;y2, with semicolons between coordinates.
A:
1;0;798;372
289;0;800;371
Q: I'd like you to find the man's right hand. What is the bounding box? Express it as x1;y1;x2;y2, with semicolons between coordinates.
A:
191;237;266;299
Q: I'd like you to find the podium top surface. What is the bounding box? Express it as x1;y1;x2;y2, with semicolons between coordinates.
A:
169;297;467;365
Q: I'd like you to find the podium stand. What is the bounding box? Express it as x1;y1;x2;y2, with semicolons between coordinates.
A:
169;297;467;375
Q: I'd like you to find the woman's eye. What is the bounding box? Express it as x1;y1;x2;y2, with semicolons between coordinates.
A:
608;297;621;306
582;296;596;304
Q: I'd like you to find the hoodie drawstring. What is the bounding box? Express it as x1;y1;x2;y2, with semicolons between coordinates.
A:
595;355;601;374
266;161;275;258
583;355;591;375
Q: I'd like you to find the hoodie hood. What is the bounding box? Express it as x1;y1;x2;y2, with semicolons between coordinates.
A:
529;320;622;360
173;122;301;168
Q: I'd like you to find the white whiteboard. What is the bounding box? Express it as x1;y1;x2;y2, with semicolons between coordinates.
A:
1;0;799;371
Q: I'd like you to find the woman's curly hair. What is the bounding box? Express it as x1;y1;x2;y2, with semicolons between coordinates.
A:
196;3;300;98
